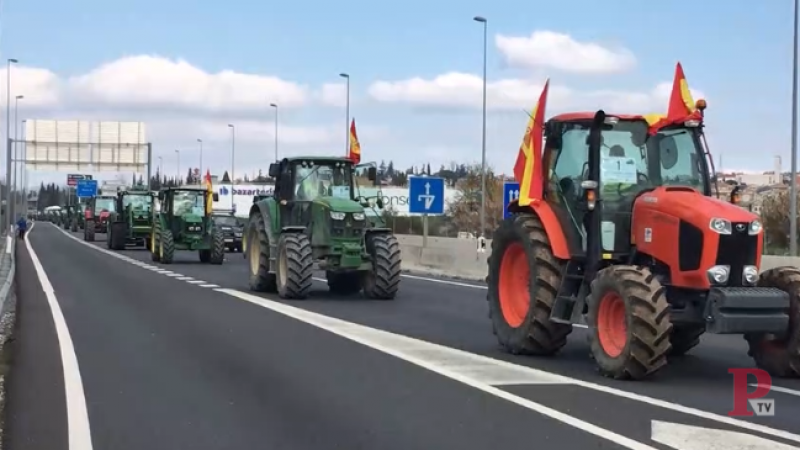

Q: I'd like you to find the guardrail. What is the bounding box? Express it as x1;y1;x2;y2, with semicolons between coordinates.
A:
393;234;800;282
0;229;18;444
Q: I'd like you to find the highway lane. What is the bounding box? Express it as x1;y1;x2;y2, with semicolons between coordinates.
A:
7;223;640;450
74;228;800;437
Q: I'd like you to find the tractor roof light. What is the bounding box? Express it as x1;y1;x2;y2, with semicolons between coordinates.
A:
684;120;701;127
695;99;707;111
604;116;619;125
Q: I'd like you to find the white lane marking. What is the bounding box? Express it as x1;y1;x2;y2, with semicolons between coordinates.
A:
651;420;798;450
165;273;184;278
217;288;656;449
177;277;194;281
401;273;487;289
187;280;207;284
217;287;800;445
26;227;94;449
750;383;800;398
200;284;219;288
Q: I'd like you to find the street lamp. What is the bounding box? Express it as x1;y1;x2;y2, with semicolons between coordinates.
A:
175;149;181;184
21;119;26;215
790;0;799;256
228;124;235;184
473;16;488;238
13;95;23;221
340;73;350;156
4;58;17;230
197;138;203;183
270;103;279;162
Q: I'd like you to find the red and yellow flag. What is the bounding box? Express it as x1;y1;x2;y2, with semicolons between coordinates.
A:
205;169;213;213
647;62;702;134
513;79;550;207
348;119;361;164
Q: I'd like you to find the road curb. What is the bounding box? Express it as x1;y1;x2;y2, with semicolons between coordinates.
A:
0;231;19;449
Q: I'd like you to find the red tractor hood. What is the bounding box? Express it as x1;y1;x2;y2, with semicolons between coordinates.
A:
634;186;758;226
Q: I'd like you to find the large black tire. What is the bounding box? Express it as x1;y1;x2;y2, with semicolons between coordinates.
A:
327;271;362;295
106;225;113;249
362;233;401;300
150;226;160;262
275;233;313;299
668;325;705;356
199;250;211;263
247;214;277;292
746;266;800;377
209;229;225;265
486;213;573;355
84;220;95;242
587;265;672;380
70;220;78;232
110;222;127;250
160;229;175;264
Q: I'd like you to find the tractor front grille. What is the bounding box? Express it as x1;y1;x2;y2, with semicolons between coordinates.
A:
716;222;758;286
331;213;365;238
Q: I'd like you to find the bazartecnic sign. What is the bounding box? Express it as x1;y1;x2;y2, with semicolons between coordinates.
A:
212;184;459;217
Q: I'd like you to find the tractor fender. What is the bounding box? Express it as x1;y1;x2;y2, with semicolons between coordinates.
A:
507;200;570;260
364;227;392;234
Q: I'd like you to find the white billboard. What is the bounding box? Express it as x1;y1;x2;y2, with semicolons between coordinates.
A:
211;183;459;218
22;120;148;172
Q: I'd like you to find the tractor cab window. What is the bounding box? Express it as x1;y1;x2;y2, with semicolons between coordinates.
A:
123;195;152;212
173;191;205;216
214;216;238;227
294;162;352;201
95;198;116;213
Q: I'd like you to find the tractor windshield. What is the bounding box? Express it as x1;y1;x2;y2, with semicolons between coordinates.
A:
294;162;353;201
123;194;152;212
95;198;116;212
173;191;206;216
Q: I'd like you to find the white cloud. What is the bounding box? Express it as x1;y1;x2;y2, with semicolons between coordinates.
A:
0;65;62;107
318;82;348;107
368;73;706;114
495;31;636;74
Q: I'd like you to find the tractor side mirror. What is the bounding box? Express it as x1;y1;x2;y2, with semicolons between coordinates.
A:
268;163;280;178
367;167;377;182
213;193;219;202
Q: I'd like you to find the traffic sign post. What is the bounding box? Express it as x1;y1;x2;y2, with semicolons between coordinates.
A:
408;176;445;247
503;181;520;220
76;179;98;198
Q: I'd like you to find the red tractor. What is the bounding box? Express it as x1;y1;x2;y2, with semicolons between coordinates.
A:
83;195;116;242
487;103;799;380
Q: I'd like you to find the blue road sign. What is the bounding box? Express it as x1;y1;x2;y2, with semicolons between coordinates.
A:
408;176;445;214
76;179;98;198
503;181;520;220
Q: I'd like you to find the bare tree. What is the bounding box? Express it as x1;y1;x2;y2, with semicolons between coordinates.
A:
446;163;504;237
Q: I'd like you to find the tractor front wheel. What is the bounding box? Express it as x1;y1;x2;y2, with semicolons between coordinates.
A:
111;223;127;250
328;271;362;295
746;266;800;377
84;220;95;242
247;214;277;292
275;233;313;299
160;229;175;264
487;213;573;355
209;230;225;265
668;325;705;357
587;265;672;380
362;233;401;300
70;220;78;232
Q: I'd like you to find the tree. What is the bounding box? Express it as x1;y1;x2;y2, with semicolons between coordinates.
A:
446;163;504;237
221;171;231;183
760;188;795;253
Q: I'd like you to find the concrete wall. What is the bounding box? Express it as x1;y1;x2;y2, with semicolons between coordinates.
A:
393;234;800;282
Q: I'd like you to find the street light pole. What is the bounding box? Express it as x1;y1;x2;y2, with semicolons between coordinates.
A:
791;0;799;256
270;103;279;162
21;119;26;215
228;124;235;185
473;16;488;238
175;149;181;184
158;156;163;181
4;58;17;230
13;95;22;222
340;73;350;156
197;138;203;183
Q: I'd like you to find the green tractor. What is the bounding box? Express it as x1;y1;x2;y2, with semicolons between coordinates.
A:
150;186;224;264
244;156;402;300
107;189;156;250
62;205;79;231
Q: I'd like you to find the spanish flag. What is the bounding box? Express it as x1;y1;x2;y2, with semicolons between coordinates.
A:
647;62;701;134
348;119;361;164
205;169;213;213
513;79;549;207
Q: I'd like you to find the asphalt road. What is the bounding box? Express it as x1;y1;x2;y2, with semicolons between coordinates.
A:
4;222;800;449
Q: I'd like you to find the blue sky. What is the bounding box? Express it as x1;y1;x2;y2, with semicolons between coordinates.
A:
1;0;796;187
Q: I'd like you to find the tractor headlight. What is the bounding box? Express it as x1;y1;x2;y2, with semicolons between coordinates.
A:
707;265;730;285
352;212;365;221
709;218;732;235
330;211;345;220
749;220;763;235
743;266;759;285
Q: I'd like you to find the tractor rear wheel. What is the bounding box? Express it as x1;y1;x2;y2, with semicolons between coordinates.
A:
276;233;313;299
209;229;225;265
199;250;211;263
110;222;127;250
160;229;175;264
746;266;800;377
668;325;705;356
487;213;573;355
362;233;401;300
84;220;95;241
247;214;277;293
587;265;672;380
150;228;160;262
70;220;78;232
327;271;362;295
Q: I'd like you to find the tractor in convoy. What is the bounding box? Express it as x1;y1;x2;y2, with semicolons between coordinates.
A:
107;188;155;250
244;157;401;300
83;194;116;241
63;205;79;231
150;186;224;264
487;101;800;380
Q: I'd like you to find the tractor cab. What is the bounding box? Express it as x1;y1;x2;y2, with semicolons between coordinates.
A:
156;186;218;240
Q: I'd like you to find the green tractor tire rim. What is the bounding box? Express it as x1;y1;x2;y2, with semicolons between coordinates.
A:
278;245;288;287
249;231;260;275
159;239;164;259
